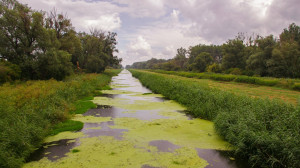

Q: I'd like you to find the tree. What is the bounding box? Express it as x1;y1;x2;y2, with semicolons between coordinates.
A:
246;35;277;76
267;41;300;78
174;47;188;70
0;0;47;78
190;52;213;72
222;39;246;70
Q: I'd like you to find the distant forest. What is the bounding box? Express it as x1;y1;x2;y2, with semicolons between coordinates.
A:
127;23;300;78
0;0;122;83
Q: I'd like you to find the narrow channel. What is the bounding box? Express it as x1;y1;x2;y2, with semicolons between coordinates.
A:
25;69;247;168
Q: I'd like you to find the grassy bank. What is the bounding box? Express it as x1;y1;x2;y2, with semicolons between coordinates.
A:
149;69;300;91
0;69;121;168
130;69;300;168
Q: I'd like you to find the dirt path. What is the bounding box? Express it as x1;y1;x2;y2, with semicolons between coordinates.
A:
24;70;245;168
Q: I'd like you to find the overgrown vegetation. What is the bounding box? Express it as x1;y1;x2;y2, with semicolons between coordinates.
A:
148;69;300;91
130;70;300;168
0;69;121;168
0;0;121;82
127;23;300;79
49;120;84;136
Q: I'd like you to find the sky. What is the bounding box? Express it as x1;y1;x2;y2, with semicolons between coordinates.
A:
18;0;300;66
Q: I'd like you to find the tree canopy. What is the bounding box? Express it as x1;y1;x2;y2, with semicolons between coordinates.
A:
0;0;121;81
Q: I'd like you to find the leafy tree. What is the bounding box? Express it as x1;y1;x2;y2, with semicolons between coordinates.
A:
37;49;73;80
188;44;222;65
267;41;300;78
222;39;246;70
174;47;188;70
246;35;277;76
190;52;213;72
0;0;47;78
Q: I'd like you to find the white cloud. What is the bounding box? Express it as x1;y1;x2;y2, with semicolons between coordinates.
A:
19;0;123;32
84;13;121;31
122;36;152;65
18;0;300;66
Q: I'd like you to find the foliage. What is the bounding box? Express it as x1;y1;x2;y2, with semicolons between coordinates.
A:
206;63;222;73
0;0;121;81
72;98;97;114
0;69;121;168
0;59;21;83
49;120;84;136
189;52;213;72
221;39;247;70
130;70;300;168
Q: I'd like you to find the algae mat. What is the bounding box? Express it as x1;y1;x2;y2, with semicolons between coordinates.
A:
24;70;239;168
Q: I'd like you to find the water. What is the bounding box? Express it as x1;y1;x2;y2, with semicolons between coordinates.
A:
26;69;248;168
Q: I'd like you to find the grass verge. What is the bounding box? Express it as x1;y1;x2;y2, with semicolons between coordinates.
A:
149;69;300;91
0;69;121;168
130;69;300;168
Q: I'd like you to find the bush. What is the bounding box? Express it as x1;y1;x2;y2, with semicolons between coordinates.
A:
0;60;21;83
130;69;300;168
206;63;222;73
229;68;243;75
234;76;257;84
292;83;300;91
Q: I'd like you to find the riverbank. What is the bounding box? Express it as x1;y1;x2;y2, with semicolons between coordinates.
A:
0;69;121;168
130;69;300;168
24;69;243;168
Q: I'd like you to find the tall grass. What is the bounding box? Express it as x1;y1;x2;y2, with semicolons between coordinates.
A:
149;70;300;91
0;69;121;168
130;69;300;168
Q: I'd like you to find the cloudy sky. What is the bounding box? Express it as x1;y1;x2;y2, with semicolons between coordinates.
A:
19;0;300;66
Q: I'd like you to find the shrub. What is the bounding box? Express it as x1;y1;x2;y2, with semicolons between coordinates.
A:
229;68;243;75
0;60;21;83
234;76;257;84
292;83;300;91
206;63;222;73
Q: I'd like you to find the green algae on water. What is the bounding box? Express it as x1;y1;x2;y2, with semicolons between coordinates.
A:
24;136;208;168
72;114;112;123
110;117;230;150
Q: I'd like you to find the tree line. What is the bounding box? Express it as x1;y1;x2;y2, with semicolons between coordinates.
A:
0;0;121;82
127;23;300;78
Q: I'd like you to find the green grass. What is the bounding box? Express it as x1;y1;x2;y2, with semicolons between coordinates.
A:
130;69;300;168
148;69;300;91
50;120;84;136
72;99;97;114
0;69;121;168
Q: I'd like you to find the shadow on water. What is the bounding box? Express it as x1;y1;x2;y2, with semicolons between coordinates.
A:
27;139;78;162
196;148;249;168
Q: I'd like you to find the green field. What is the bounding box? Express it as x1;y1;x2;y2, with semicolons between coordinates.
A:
149;70;300;91
147;70;300;106
130;69;300;168
0;69;121;168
